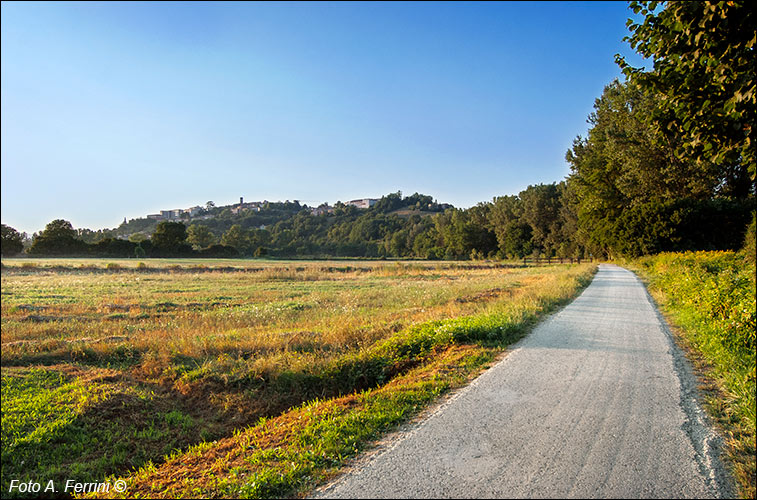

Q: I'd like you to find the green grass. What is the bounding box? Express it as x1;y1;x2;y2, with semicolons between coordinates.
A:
633;250;756;499
1;369;206;498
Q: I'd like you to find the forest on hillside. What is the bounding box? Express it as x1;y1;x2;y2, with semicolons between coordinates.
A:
2;1;754;261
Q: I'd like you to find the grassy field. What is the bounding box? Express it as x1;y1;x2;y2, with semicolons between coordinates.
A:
1;258;595;498
632;251;756;499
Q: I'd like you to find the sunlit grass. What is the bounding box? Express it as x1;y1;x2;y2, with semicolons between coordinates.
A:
632;251;756;499
1;261;565;371
1;368;204;498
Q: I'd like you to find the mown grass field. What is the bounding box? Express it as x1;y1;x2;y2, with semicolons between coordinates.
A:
1;258;595;498
632;251;756;499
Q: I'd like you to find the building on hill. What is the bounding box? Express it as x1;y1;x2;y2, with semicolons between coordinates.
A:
186;206;204;217
159;209;184;220
311;204;334;216
231;197;263;215
231;196;263;215
146;205;206;221
347;198;378;209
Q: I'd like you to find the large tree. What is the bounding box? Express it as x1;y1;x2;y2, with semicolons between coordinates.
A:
488;195;528;258
617;0;755;193
567;80;717;205
221;224;251;254
151;221;190;254
40;219;77;240
554;181;584;258
519;184;562;257
186;224;216;250
563;78;756;257
1;224;24;256
28;219;88;255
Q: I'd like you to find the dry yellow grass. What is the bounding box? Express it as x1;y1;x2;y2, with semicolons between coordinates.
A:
2;260;573;372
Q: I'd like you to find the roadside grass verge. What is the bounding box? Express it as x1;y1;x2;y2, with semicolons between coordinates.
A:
632;251;755;498
85;265;596;499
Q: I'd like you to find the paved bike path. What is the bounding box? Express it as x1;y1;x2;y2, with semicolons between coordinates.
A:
313;264;733;499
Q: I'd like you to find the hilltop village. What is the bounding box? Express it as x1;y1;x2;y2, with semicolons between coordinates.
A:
144;197;382;223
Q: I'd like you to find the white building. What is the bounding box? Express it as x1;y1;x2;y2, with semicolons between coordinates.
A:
347;198;378;209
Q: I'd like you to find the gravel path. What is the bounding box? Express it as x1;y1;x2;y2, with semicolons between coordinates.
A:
313;264;734;499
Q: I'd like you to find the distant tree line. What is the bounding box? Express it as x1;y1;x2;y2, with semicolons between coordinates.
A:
3;219;240;259
1;1;753;261
1;188;583;260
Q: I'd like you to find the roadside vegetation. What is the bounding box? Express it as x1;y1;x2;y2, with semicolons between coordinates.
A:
632;242;756;498
1;259;595;498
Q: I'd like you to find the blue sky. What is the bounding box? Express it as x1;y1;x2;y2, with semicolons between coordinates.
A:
1;1;645;234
